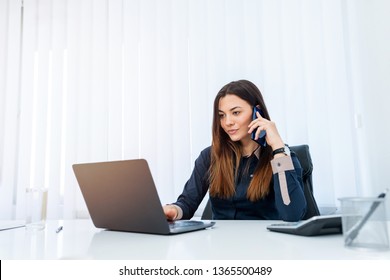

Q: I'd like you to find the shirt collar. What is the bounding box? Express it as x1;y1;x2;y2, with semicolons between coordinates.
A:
254;146;260;159
244;145;260;159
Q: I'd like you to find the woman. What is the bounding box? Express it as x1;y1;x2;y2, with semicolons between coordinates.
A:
164;80;307;221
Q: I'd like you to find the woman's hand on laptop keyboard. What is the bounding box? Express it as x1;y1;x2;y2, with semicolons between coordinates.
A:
163;204;181;221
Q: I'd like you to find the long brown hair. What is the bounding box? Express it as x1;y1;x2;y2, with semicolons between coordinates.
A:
209;80;273;201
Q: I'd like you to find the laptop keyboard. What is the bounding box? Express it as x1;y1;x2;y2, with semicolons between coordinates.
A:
168;220;203;229
269;222;300;227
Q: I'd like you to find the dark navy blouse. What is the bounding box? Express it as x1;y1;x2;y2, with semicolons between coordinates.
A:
173;146;307;222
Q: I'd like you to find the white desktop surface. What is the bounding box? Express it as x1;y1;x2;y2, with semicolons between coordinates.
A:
1;219;389;260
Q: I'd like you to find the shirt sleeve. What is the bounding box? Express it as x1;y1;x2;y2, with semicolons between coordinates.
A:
173;147;211;219
270;153;307;221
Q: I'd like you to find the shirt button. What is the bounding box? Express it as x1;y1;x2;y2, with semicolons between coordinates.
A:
277;163;281;167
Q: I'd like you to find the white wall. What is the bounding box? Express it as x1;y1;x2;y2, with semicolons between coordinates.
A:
347;0;390;197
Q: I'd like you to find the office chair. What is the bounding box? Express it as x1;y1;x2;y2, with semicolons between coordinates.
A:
201;144;320;220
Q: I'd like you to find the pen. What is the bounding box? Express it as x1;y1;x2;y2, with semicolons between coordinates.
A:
56;226;63;233
345;189;388;246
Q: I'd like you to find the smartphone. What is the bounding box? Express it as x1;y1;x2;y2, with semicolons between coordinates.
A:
251;107;267;147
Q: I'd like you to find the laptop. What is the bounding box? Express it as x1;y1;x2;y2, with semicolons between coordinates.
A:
72;159;215;235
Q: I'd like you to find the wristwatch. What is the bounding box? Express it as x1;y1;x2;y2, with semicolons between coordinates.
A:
272;145;290;156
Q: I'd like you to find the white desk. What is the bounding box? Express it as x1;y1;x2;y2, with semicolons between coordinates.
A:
1;219;389;260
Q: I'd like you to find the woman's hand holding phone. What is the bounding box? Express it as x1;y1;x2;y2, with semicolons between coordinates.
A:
248;108;284;150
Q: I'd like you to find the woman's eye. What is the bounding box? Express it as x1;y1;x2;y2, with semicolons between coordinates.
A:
219;114;225;119
233;111;240;115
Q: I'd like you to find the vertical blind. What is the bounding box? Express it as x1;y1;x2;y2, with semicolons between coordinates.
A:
0;0;368;219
